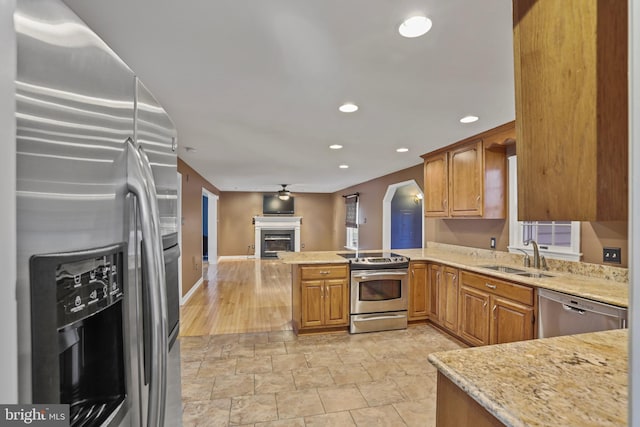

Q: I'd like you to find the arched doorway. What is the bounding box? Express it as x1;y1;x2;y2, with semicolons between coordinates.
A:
382;180;424;250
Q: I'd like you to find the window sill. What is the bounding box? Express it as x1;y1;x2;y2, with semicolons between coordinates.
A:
508;246;582;262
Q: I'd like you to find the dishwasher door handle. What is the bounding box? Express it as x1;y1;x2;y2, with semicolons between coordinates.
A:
562;304;585;315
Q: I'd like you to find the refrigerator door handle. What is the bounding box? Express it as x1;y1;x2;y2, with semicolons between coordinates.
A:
126;138;168;427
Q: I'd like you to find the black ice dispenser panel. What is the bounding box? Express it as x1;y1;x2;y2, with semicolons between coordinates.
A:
30;243;127;427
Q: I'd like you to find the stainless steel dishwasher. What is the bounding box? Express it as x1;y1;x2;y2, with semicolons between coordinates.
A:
538;288;627;338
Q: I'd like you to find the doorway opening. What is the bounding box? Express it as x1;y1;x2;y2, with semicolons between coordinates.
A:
202;189;218;268
382;180;424;250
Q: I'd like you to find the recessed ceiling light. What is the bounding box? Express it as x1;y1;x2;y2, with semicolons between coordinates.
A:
460;115;479;123
399;16;433;38
339;103;358;113
396;147;409;153
339;164;349;169
329;144;343;150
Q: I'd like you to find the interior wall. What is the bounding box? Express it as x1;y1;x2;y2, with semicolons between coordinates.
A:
218;192;335;256
1;0;17;403
581;221;628;267
177;158;220;297
331;164;424;250
426;218;510;251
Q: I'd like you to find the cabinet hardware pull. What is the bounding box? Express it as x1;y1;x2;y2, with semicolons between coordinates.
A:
320;271;330;275
483;301;487;308
485;283;497;289
476;195;481;207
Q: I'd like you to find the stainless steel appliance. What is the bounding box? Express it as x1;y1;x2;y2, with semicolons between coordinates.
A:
15;1;181;426
538;288;628;338
339;252;410;334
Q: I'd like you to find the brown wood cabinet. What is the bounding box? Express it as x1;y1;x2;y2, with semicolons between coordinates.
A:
422;122;511;219
423;152;448;216
427;263;440;321
436;372;504;427
459;271;535;346
408;262;429;320
292;264;349;332
427;263;459;334
513;0;627;221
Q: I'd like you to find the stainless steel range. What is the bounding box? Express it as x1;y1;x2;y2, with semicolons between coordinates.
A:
338;252;410;334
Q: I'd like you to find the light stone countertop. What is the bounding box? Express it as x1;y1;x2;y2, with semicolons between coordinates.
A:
277;244;628;307
428;329;628;427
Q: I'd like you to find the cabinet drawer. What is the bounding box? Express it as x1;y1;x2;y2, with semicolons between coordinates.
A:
461;271;534;306
300;265;348;280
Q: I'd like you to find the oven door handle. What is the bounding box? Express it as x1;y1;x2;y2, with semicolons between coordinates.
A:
354;272;407;280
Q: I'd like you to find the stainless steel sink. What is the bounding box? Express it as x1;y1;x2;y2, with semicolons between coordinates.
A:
480;265;527;274
516;272;554;279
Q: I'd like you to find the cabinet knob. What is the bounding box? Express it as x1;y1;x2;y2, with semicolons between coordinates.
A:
485;283;497;289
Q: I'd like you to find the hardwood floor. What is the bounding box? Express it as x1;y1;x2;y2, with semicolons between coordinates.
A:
179;259;293;336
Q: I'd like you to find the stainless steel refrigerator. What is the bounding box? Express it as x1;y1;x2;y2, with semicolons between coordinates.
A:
15;0;182;426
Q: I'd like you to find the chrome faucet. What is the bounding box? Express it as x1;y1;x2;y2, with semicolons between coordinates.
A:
515;248;531;267
525;240;541;269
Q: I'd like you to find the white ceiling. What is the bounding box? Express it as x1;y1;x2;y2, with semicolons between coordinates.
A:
63;0;515;193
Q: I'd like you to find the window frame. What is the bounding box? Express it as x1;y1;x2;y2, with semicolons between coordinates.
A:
507;156;582;261
345;195;360;250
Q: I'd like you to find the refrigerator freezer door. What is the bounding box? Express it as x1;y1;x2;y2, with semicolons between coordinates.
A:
15;1;135;424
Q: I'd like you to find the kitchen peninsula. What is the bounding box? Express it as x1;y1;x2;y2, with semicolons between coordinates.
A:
429;329;627;427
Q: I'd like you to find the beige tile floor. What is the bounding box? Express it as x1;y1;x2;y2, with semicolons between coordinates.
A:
180;324;464;426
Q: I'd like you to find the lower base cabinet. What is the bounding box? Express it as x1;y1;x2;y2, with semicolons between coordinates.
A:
458;271;535;346
292;264;349;332
427;263;459;334
409;262;429;320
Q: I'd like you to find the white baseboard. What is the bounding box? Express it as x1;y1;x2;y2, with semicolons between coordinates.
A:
218;255;256;261
181;277;203;305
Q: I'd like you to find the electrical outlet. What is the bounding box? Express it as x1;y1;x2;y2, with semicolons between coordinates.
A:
490;237;496;249
603;247;621;264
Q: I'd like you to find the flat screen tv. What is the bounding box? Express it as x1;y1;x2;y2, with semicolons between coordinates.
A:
263;194;294;215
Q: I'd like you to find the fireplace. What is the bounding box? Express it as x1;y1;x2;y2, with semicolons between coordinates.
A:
253;216;302;259
261;229;295;258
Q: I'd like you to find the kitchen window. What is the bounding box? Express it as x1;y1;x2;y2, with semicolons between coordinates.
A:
345;194;359;250
508;156;582;261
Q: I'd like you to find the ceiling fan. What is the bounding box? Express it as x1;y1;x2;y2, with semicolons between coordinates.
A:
277;184;291;201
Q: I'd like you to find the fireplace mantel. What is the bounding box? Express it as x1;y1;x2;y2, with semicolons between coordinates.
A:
254;216;302;258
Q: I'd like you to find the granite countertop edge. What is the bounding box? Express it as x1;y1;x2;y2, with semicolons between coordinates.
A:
428;352;525;427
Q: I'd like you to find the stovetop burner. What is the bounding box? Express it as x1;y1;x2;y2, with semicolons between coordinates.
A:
338;251;401;259
338;252;409;270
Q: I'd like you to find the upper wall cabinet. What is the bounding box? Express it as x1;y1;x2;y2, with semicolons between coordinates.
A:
422;122;513;219
513;0;628;221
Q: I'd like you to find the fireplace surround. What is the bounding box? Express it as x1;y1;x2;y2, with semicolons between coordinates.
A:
253;216;302;258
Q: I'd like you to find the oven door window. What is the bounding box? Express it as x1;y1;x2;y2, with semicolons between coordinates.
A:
359;279;402;301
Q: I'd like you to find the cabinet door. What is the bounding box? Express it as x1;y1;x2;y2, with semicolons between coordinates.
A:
409;263;429;320
513;0;627;221
449;140;483;217
424;152;449;217
490;296;534;345
440;266;459;332
324;278;349;326
459;286;490;347
427;264;441;322
301;280;324;328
